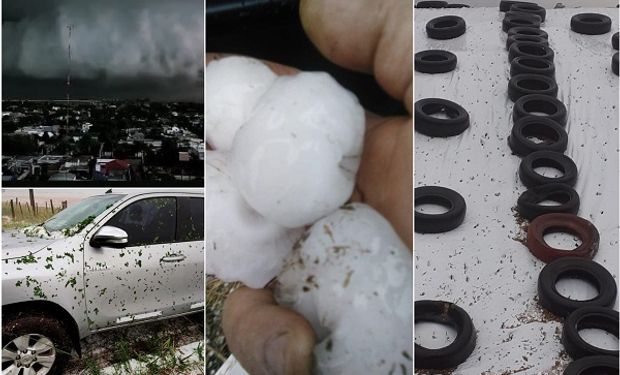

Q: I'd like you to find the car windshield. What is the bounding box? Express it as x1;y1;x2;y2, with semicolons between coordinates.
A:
43;194;126;232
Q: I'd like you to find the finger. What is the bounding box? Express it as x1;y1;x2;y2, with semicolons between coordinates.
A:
222;286;316;375
300;0;412;113
352;116;413;249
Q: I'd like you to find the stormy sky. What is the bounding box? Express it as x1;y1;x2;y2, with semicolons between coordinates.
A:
3;0;204;102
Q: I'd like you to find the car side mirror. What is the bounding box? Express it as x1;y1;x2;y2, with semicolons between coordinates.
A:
90;226;128;248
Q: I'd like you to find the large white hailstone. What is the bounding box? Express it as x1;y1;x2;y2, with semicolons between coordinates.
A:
205;150;303;288
231;72;365;228
275;203;412;375
205;56;277;150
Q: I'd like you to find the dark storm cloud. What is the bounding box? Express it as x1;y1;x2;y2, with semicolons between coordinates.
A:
3;0;203;101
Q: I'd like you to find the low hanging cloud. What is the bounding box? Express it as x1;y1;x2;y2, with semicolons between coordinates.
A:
3;0;203;101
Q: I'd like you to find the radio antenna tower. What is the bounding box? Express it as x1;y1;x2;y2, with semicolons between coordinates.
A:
65;24;74;130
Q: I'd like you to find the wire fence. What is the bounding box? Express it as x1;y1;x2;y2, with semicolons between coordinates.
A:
2;199;67;229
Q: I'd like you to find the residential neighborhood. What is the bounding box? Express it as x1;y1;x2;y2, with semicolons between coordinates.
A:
2;100;204;185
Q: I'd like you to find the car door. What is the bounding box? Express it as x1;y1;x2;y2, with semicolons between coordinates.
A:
175;195;205;308
83;194;203;331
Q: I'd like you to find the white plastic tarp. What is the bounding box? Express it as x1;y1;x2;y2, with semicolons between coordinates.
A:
415;7;619;374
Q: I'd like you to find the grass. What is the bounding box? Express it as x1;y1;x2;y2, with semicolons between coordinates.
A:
65;313;204;375
205;278;239;374
2;201;59;229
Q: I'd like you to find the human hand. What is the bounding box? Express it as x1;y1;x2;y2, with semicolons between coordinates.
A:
221;0;412;374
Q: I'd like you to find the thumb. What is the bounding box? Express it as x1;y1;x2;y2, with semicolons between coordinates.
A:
222;286;316;375
300;0;412;113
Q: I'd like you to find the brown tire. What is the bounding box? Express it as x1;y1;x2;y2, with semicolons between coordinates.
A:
526;213;599;263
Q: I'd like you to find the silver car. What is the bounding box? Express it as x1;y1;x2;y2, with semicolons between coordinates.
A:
2;191;204;374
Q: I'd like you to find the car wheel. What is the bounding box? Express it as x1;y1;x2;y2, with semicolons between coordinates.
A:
415;186;466;233
2;312;73;375
415;300;476;369
526;213;599;263
563;355;619;374
508;116;567;156
415;50;457;74
518;151;578;188
538;257;616;317
517;183;579;220
426;16;466;40
415;98;470;137
513;94;568;127
613;32;619;50
570;13;612;35
508;74;558;102
562;307;619;359
510;56;555;78
613;52;619;76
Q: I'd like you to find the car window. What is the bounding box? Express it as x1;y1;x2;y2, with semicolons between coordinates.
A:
44;194;125;232
177;197;204;241
106;197;176;247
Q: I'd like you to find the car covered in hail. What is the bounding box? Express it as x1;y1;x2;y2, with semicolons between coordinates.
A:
2;191;204;374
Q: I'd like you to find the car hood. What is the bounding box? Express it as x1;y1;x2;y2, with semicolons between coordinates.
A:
2;230;58;259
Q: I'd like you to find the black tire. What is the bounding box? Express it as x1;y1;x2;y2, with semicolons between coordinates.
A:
562;307;619;359
509;42;554;62
613;53;619;76
508;74;558;102
415;98;470;137
415;50;457;74
508;26;549;40
446;3;470;8
613;32;619;50
563;356;619;375
510;3;546;22
538;257;617;318
510;56;555;78
517;183;579;220
509;116;567;156
2;311;73;375
513;94;568;127
507;34;549;51
571;13;612;35
518;150;578;188
503;14;542;33
426;16;466;40
500;1;536;12
415;186;466;233
416;1;448;8
415;300;476;369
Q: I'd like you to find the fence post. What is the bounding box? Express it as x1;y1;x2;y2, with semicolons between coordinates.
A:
50;200;55;214
29;189;36;215
18;202;23;218
10;200;15;220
